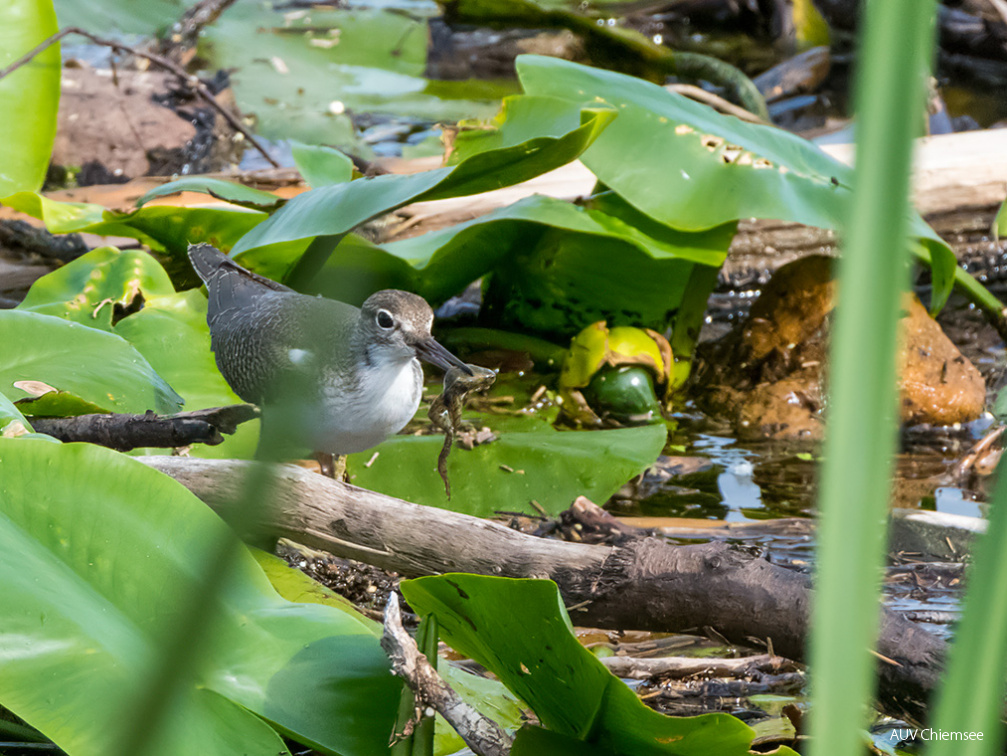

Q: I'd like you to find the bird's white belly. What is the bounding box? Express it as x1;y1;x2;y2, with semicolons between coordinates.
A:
311;359;422;454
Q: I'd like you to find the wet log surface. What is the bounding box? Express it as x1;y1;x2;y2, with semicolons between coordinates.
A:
140;455;945;723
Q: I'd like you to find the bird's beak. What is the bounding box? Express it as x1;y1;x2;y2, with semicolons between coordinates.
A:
416;337;474;375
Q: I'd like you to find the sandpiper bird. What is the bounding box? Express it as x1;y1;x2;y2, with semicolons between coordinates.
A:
188;244;472;469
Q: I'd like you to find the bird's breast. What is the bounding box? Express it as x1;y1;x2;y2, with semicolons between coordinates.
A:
311;358;423;454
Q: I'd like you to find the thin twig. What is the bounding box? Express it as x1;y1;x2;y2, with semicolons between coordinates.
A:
665;83;768;124
0;26;279;168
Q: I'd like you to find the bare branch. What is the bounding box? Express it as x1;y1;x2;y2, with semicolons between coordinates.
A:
30;405;257;450
381;594;513;756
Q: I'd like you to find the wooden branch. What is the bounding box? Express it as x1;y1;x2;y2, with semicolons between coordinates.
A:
600;653;797;680
139;456;947;723
381;593;512;756
31;405;257;451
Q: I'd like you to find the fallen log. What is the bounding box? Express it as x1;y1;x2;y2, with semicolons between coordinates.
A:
139;455;946;723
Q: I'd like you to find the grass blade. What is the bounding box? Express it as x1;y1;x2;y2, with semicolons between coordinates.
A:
808;2;937;755
928;465;1007;755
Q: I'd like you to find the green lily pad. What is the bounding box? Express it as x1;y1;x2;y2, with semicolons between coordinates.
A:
454;55;956;311
52;0;182;34
14;390;110;417
1;191;106;232
0;0;60;195
379;193;731;306
0;310;184;415
346;424;666;517
401;574;757;755
511;56;833;229
0;438;399;755
0;390;57;442
18;247;175;329
200;3;513;148
291;141;355;188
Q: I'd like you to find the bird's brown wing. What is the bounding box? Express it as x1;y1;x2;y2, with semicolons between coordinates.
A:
188;243;293;328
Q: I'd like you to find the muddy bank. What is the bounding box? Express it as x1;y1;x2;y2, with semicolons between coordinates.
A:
694;255;987;440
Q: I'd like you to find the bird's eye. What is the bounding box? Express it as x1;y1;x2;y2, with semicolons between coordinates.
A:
376;309;395;329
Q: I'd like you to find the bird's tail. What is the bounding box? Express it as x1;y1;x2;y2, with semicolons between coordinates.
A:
188;243;234;284
188;243;293;327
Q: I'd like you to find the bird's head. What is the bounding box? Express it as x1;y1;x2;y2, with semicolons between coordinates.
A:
360;290;473;374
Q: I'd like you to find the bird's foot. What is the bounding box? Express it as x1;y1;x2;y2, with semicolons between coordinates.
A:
313;451;348;481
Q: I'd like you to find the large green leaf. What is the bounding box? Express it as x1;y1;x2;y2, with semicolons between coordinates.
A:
233;168;450;257
18;247;176;329
303;195;730;330
0;0;60;195
461;55;955;309
346;424;666;517
232;105;616;286
509;56;846;230
388;194;729;299
401;575;755;755
0;310;184;415
511;725;619;755
0;438;399;755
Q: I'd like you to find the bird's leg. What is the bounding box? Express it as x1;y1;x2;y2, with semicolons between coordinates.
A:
313;451;347;480
313;451;335;477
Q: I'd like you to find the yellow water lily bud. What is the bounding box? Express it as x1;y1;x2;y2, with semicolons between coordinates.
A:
559;321;673;426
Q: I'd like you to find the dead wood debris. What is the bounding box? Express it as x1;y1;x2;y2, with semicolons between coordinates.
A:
30;405;258;451
642;672;806;708
138;456;948;724
381;593;513;756
601;652;799;680
276;539;396;620
0;220;89;263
